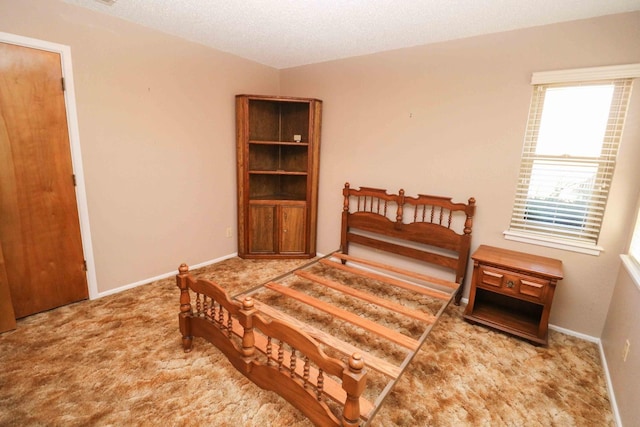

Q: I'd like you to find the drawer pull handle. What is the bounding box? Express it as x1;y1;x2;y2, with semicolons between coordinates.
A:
506;280;515;288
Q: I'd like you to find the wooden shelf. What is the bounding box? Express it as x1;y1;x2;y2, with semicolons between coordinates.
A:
237;94;321;259
249;140;309;146
249;171;308;175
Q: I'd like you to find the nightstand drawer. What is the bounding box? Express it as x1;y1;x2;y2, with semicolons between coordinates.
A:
477;266;548;303
520;278;546;300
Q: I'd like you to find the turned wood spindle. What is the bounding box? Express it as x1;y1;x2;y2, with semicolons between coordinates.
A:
303;356;310;388
266;337;273;365
277;340;284;371
218;305;224;328
289;348;297;379
316;369;324;401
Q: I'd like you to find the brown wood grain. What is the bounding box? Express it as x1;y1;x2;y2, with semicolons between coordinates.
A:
0;42;88;318
463;245;563;345
295;269;437;323
320;258;453;301
236;95;321;258
265;281;419;350
330;252;460;290
0;241;16;332
253;299;401;379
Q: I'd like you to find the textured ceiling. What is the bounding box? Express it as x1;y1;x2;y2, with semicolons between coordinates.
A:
64;0;640;69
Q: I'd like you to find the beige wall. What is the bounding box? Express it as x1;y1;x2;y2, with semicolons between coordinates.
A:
601;264;640;426
0;0;279;293
281;12;640;337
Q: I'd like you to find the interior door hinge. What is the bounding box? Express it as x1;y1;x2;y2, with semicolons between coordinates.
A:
83;260;88;272
61;77;66;92
72;174;77;186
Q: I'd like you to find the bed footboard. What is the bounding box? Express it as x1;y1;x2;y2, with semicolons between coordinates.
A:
176;264;368;427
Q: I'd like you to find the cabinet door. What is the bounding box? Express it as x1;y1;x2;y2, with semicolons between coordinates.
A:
280;205;306;254
249;204;276;253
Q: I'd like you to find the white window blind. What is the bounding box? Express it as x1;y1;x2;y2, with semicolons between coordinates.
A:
508;78;633;248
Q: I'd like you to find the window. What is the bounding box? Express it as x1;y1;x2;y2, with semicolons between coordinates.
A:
505;64;640;255
630;207;640;266
623;204;640;289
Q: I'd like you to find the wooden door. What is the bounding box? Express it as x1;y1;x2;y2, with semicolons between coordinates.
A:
249;204;276;253
280;204;306;254
0;42;88;318
0;242;16;332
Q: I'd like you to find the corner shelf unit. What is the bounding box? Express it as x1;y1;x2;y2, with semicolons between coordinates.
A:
236;94;322;258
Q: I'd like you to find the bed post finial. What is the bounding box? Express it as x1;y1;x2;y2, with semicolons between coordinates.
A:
341;352;367;427
341;183;351;257
177;264;191;315
343;182;350;211
464;197;476;235
395;189;405;227
176;263;193;352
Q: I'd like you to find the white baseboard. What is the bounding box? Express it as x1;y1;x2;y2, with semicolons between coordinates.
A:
550;325;622;426
596;341;622;427
548;323;599;343
94;253;238;299
460;298;620;425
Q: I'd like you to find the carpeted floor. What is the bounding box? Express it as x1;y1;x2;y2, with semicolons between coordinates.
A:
0;257;614;426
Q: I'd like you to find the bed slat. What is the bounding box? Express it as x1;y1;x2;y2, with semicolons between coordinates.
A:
265;282;419;350
253;300;402;379
295;270;436;323
320;258;453;301
330;253;460;290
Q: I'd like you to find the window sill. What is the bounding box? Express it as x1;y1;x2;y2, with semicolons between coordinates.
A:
503;230;603;256
620;255;640;291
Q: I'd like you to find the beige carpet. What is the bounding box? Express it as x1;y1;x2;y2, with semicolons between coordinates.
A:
0;257;613;426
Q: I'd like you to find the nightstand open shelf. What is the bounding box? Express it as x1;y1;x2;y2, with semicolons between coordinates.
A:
463;245;563;345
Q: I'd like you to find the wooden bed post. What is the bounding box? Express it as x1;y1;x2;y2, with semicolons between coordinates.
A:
395;189;405;230
239;297;257;358
454;197;476;305
340;182;351;259
176;263;193;352
464;198;476;236
341;353;367;427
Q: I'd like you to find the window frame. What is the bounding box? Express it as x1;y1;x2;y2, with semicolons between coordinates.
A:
504;64;640;255
621;203;640;290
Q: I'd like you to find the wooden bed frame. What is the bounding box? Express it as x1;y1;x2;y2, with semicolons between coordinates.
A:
177;183;475;426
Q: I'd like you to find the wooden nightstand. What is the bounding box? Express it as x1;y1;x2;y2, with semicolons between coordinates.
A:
463;245;563;345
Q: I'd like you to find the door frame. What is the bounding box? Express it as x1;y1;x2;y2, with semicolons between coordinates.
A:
0;31;98;300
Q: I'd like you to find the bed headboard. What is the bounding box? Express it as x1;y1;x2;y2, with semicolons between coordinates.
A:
339;183;476;302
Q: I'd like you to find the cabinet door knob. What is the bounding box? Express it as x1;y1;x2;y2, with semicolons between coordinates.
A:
506;280;515;288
